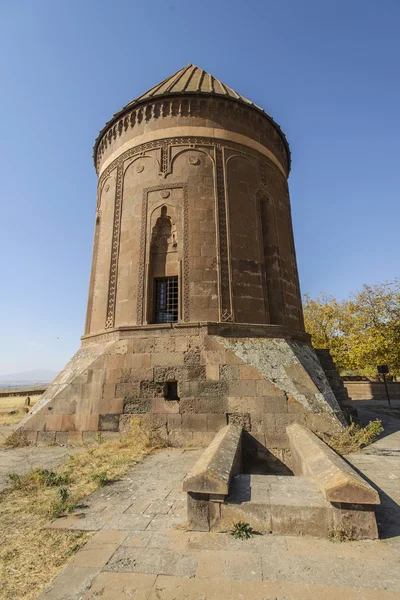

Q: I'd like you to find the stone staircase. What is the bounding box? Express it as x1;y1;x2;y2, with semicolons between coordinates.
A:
221;473;331;537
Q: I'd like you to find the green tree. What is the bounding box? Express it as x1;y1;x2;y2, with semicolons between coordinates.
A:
303;280;400;376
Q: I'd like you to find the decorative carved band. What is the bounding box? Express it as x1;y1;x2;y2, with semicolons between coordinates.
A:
215;146;233;322
105;163;123;329
94;96;290;174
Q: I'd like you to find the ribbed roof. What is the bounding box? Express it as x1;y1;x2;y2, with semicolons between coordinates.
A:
124;63;265;113
94;64;290;170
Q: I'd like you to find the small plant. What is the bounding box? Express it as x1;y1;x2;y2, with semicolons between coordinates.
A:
34;468;69;487
94;432;104;444
231;521;254;539
59;487;69;502
4;430;30;448
91;471;110;486
325;419;383;454
328;528;355;542
8;472;21;487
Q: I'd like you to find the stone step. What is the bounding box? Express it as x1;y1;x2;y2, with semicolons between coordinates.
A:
219;474;333;538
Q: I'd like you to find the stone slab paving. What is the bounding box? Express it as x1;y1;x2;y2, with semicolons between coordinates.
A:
0;444;82;492
37;424;400;600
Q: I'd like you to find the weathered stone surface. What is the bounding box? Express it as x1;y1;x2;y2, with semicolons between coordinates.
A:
183;425;242;495
287;423;380;504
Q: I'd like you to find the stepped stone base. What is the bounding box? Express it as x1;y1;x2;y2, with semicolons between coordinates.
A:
18;323;345;465
219;474;378;539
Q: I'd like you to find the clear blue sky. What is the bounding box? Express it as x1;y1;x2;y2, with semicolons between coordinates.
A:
0;0;399;376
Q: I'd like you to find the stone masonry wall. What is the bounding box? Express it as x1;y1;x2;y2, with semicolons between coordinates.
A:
20;326;344;468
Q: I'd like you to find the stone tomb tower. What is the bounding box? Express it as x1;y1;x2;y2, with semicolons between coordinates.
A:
21;65;345;464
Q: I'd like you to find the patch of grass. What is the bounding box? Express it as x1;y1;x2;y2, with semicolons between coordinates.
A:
328;528;356;542
323;419;383;454
91;471;111;486
231;521;254;539
33;468;70;487
0;417;162;600
2;430;31;448
0;394;41;427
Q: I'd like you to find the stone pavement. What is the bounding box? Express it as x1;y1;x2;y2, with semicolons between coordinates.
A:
38;413;400;600
0;443;82;492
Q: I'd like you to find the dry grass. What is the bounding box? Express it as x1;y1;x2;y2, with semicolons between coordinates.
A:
323;419;383;454
0;394;41;427
0;419;163;600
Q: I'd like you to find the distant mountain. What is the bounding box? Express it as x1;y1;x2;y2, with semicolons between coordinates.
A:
0;370;57;388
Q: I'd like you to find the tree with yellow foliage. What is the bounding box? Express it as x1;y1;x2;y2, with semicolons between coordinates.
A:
303;280;400;376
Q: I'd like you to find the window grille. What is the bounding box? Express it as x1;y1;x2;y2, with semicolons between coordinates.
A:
154;277;178;323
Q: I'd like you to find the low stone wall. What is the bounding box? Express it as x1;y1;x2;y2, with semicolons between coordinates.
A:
184;424;380;539
288;423;379;538
183;424;242;531
344;381;400;400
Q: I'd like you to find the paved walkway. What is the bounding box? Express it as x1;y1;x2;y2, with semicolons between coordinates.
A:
38;411;400;600
0;444;81;492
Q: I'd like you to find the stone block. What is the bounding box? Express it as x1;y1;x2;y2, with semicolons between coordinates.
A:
124;353;151;369
183;424;242;494
55;431;68;445
274;413;302;434
37;431;56;445
225;396;264;413
131;337;155;353
239;364;263;380
61;414;77;431
191;431;216;446
187;492;210;531
255;379;282;396
102;384;116;399
99;414;120;431
152;398;180;414
91;369;106;384
305;412;343;434
224;349;245;365
115;382;140;398
93;397;124;414
167;414;182;430
45;414;63;431
263;394;288;413
198;380;228;396
67;431;83;444
250;413;276;436
154;337;175;353
140;381;164;397
287;424;380;504
206;413;227;432
227;380;257;396
331;503;379;539
175;337;188;352
79;413;99;431
167;430;193;447
287;395;306;413
227;412;251;431
205;364;220;381
152;352;184;367
220;365;240;382
120;368;153;383
179;397;225;414
123;397;151;414
105;368;122;384
265;433;289;449
182;413;207;431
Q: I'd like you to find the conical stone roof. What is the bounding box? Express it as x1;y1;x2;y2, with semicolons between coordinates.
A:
124;64;265;113
94;64;290;169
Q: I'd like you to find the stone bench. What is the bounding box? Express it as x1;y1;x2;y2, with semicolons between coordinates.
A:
287;423;379;538
183;424;242;531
